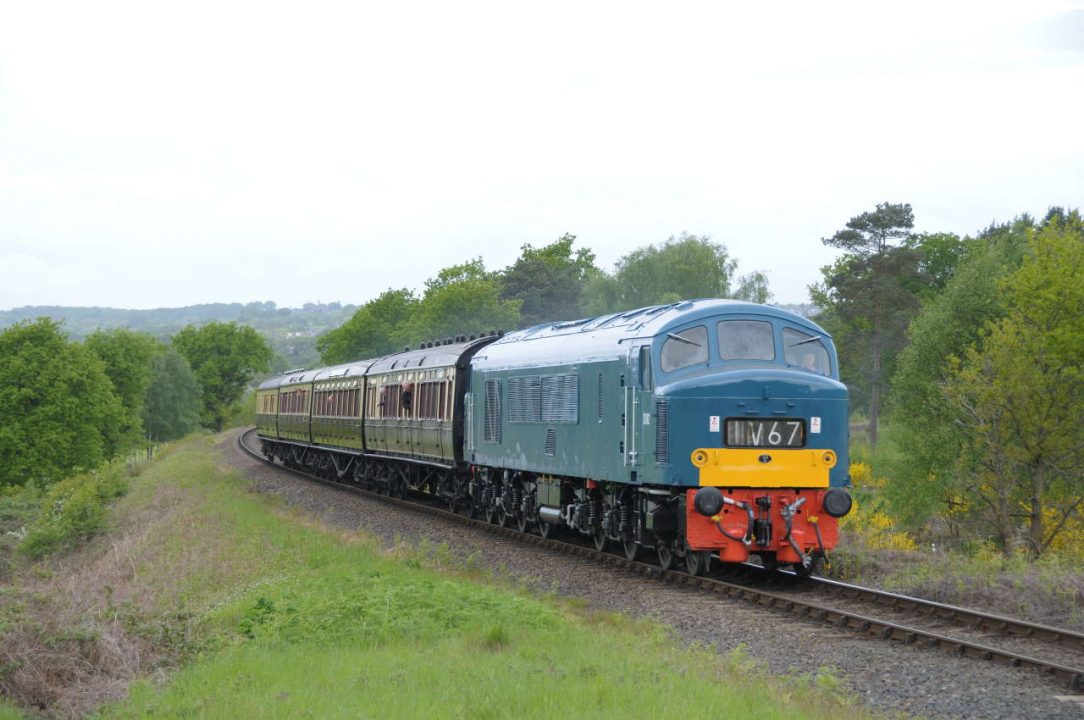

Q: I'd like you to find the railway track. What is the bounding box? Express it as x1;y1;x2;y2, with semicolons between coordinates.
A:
237;428;1084;693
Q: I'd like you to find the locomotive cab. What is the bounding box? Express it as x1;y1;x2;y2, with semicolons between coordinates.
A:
644;309;851;572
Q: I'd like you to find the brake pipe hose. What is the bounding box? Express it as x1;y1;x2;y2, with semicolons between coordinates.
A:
712;496;754;545
781;496;809;567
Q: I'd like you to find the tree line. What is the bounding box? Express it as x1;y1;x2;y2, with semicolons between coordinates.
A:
0;320;271;489
317;233;770;364
812;203;1083;557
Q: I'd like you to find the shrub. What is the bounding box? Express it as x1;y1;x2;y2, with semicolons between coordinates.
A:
19;465;128;558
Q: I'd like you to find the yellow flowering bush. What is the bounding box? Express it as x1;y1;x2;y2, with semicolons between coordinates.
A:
840;462;917;552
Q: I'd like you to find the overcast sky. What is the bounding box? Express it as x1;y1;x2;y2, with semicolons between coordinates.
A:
1;1;1081;311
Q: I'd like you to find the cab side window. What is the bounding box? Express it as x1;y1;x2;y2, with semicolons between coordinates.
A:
660;326;708;372
783;328;830;376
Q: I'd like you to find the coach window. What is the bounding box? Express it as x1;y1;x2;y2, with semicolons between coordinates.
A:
660;325;708;372
783;328;830;376
718;320;775;361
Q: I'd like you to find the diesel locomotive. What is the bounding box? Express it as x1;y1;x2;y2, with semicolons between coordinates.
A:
256;299;852;576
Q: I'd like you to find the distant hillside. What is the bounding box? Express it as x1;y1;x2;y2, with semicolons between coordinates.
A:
0;301;357;372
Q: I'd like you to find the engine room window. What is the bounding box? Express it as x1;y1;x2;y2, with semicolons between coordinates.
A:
783;328;830;376
718;320;775;360
660;325;708;372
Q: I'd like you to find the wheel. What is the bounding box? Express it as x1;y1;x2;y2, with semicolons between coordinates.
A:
516;511;529;534
539;519;554;539
495;503;510;527
484;501;496;524
592;526;607;552
657;543;676;571
685;550;711;577
623;534;640;561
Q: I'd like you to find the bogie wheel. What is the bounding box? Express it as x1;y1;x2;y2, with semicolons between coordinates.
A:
657;543;676;571
484;501;496;525
539;520;554;539
623;534;640;561
516;511;529;534
495;504;510;528
592;526;607;552
685;550;712;577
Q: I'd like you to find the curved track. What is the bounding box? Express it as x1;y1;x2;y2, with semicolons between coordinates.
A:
238;428;1084;693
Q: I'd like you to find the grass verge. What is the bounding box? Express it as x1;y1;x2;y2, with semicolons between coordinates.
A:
4;435;872;719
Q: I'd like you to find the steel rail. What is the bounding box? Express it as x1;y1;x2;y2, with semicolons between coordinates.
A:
236;429;1084;692
805;575;1084;652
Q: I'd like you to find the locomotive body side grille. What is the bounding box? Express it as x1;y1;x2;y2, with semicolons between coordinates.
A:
655;399;669;464
483;379;501;443
544;428;556;456
541;373;579;424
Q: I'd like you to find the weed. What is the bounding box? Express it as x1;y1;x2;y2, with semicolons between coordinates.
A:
480;623;510;651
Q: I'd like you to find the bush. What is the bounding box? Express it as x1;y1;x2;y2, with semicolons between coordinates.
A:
19;465;128;558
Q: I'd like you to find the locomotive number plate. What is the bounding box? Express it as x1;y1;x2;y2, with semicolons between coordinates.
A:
725;419;805;448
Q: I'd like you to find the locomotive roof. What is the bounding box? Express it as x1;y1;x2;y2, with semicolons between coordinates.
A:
367;334;497;374
472;299;830;370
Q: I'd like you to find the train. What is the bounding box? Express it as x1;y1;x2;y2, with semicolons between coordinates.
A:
255;298;852;576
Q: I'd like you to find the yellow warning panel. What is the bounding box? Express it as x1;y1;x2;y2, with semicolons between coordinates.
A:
691;448;836;488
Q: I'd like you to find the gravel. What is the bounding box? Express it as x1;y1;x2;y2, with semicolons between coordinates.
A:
222;431;1084;719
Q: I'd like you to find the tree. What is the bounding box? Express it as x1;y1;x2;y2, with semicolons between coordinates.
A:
886;219;1031;527
406;259;521;343
584;233;771;314
317;289;419;364
903;231;968;296
941;215;1084;555
142;349;203;441
84;328;161;453
172;322;272;431
811;203;921;449
500;233;599;326
0;319;123;488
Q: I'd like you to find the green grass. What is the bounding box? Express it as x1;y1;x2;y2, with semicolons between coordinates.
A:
0;701;25;720
6;435;869;719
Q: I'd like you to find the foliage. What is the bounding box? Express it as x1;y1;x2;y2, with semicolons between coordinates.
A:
941;214;1084;556
585;233;770;314
811;203;921;448
500;233;600;326
886;217;1032;528
903;231;968;296
172;322;272;431
19;464;128;557
319;262;521;365
84;328;161;453
406;258;521;343
0;301;358;377
142;349;203;441
316;289;419;364
0;319;124;488
838;461;917;553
